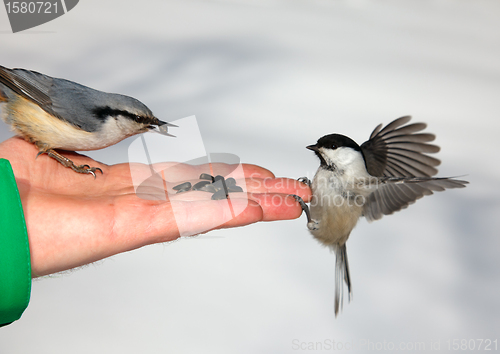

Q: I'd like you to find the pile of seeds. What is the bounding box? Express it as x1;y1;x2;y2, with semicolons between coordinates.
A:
173;173;244;200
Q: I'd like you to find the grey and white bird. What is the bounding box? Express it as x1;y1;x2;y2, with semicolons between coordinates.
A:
294;116;468;316
0;65;175;177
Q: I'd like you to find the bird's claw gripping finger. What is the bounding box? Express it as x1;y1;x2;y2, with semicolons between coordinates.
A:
71;165;103;178
290;194;313;224
297;176;312;187
44;149;103;178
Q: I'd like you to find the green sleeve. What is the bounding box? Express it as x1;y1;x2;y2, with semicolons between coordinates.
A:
0;158;31;327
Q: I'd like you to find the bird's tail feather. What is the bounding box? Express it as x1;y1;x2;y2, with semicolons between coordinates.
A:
333;243;352;317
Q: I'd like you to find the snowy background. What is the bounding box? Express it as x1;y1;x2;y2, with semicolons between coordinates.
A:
1;0;499;353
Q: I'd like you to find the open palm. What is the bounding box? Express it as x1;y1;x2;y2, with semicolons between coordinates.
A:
0;137;311;276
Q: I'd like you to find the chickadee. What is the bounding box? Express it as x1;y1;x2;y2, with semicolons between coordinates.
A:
294;116;468;316
0;65;175;177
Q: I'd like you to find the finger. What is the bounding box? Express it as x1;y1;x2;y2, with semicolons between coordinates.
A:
133;177;312;204
126;163;275;195
244;178;312;201
128;162;274;184
184;193;304;232
241;164;275;179
157;197;262;237
151;162;274;180
208;199;265;231
246;193;305;221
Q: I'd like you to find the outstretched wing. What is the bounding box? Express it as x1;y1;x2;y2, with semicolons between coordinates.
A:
362;176;468;221
360;116;467;221
361;115;441;177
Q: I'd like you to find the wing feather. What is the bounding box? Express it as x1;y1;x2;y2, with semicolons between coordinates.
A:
0;65;55;112
360;116;468;220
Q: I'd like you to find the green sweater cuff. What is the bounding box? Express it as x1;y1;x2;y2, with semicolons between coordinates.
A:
0;158;31;327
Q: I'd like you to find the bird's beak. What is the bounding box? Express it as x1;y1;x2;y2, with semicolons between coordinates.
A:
307;144;319;152
156;119;178;137
307;143;326;165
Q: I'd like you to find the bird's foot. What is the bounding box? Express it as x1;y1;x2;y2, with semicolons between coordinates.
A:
69;164;103;178
290;194;313;224
307;220;320;231
38;149;103;178
297;176;312;187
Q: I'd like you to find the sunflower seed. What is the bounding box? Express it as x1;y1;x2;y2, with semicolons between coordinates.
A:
225;177;236;186
176;188;191;194
228;185;243;193
199;173;215;182
213;176;228;196
193;181;212;190
199;183;217;193
173;181;192;191
211;189;228;200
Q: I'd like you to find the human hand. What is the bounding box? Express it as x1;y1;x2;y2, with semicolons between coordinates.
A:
0;137;311;277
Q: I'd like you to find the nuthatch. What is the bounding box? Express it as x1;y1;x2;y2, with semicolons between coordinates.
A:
0;65;175;177
293;116;468;316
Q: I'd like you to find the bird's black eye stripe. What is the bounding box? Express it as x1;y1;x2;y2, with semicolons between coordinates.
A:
93;106;154;124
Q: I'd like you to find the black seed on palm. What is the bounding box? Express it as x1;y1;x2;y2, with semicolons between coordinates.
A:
173;182;192;191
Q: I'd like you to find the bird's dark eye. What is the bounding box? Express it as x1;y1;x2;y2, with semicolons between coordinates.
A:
331;144;337;149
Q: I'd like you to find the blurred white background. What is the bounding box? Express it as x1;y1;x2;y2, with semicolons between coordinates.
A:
1;0;499;353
